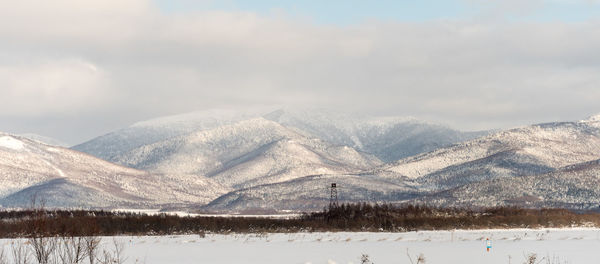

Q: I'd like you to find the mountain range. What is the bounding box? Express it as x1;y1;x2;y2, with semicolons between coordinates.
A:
0;133;229;208
2;109;600;212
109;117;382;189
377;119;600;190
73;108;486;164
199;115;600;211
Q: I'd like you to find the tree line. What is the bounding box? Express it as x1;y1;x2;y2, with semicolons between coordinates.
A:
0;203;599;238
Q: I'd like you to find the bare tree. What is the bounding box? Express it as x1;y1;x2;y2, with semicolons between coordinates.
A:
110;239;127;264
48;241;62;264
97;250;112;264
84;236;102;264
58;236;88;264
27;195;58;264
0;247;7;264
97;238;127;264
29;235;57;264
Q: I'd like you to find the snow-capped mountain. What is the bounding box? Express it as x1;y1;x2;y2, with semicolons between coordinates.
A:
110;118;382;189
0;133;229;208
6;107;487;210
264;108;486;162
376;117;600;191
73;107;485;164
71;108;271;162
420;159;600;209
9;109;600;212
205;114;600;211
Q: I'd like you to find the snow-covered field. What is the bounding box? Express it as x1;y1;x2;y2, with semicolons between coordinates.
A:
111;208;301;219
3;228;598;263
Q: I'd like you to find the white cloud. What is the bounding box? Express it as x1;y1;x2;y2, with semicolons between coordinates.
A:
0;59;111;116
1;0;600;142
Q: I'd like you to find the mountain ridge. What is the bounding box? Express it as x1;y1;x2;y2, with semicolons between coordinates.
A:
73;108;486;164
5;111;600;212
110;117;382;189
0;132;229;208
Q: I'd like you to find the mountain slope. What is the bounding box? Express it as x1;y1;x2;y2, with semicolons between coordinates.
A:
74;108;485;165
420;159;600;209
264;108;486;162
0;133;229;208
203;174;418;212
376;118;600;190
71;108;269;162
111;118;382;189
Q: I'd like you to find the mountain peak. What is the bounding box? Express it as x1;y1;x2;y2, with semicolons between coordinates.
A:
131;107;277;128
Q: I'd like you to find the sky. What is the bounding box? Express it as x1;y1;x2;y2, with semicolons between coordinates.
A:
1;0;600;145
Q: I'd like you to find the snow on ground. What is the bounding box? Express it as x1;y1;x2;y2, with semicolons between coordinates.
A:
111;208;301;219
0;136;24;150
3;228;599;263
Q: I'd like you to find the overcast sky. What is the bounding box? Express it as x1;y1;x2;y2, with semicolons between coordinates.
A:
2;0;600;145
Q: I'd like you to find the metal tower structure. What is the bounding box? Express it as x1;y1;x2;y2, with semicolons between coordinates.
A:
329;183;338;209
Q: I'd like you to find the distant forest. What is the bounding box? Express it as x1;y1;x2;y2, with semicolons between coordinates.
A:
1;204;600;238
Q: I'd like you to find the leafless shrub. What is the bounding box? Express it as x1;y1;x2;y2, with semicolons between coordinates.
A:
28;235;57;264
97;250;112;264
8;235;109;264
58;236;88;264
0;247;7;264
97;238;127;264
11;240;31;264
48;244;62;264
406;249;425;264
84;236;102;264
544;254;569;264
522;252;569;264
112;239;127;264
524;253;542;264
27;195;58;264
360;254;372;264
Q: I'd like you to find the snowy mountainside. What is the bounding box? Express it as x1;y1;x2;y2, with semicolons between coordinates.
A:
581;113;600;123
1;178;129;208
19;133;69;147
264;108;487;162
203;174;418;212
73;107;484;164
375;119;600;190
111;118;382;189
420;159;600;209
45;110;600;211
71;108;269;161
0;132;229;208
